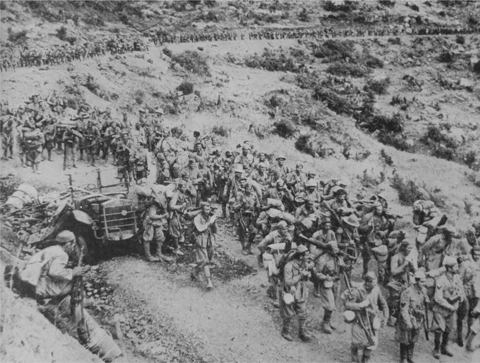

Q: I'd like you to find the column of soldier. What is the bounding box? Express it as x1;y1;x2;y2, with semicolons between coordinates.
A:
0;34;148;72
0;94;151;179
150;23;479;45
2;92;480;362
135;130;480;362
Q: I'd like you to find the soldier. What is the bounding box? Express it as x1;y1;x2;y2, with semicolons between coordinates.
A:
1;118;14;160
62;127;78;170
388;239;417;326
359;202;390;277
264;179;294;211
233;183;260;255
132;146;149;182
168;181;188;256
342;272;389;363
286;163;306;196
431;256;465;359
457;245;480;347
24;128;44;173
279;245;315;342
42;119;56;161
191;202;218;290
422;225;469;272
313;240;344;334
234;144;254;168
116;142;131;184
83;120;100;167
142;195;172;262
395;270;429;363
271;154;290;181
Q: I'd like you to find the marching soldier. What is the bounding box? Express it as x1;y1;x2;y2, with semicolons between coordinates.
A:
42;119;56;161
279;245;314;342
191;202;218;290
132;146;149;182
168;181;188;256
395;270;429;363
62;127;79;170
232;183;260;255
342;272;389;363
457;245;480;347
142;194;172;262
431;256;465;359
83;120;100;167
1;118;14;160
313;240;344;334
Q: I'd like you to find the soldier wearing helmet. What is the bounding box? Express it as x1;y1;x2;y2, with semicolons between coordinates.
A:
457;245;480;347
431;256;465;359
395;270;429;363
232;182;260;255
264;179;294;211
421;225;469;272
341;271;389;363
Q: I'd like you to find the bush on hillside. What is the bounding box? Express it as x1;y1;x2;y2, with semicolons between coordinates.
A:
7;28;27;43
176;81;194;96
244;48;309;73
274;119;297;139
358;113;404;134
420;125;458;161
379;0;396;7
212;124;230;137
172;51;210;76
312;87;355;115
56;26;76;45
364;77;391;95
390;174;425;206
380;148;394;166
295;134;317;157
323;0;358;12
473;61;480;74
377;131;410;151
361;54;384;69
326;62;369;78
456;35;465;45
312;40;355;62
438;51;454;63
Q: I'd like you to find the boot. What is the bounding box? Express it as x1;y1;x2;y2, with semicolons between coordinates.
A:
433;332;441;359
281;319;293;341
466;331;476;352
351;347;359;363
457;321;464;347
361;348;371;363
204;265;213;290
399;344;407;363
153;242;173;262
441;332;453;357
407;343;415;363
322;310;333;334
143;241;158;262
298;318;312;342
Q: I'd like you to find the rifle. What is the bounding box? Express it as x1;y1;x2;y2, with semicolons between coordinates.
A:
343;271;376;347
71;247;85;327
424;300;430;341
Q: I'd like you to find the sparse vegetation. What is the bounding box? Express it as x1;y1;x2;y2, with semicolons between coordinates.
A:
326;62;369;78
244;48;310;73
380;149;394;166
295;134;316;157
7;28;28;43
211;125;230;137
56;26;76;45
364;77;391;95
176;81;194;96
420;125;458;161
390;174;425;206
274;119;297;139
172;51;210;76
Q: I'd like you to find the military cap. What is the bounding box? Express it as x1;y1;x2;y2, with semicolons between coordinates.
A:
305;179;317;188
276;154;286;161
56;230;75;244
277;220;288;230
296;245;308;254
342;214;360;228
443;256;457;267
414;270;426;280
364;271;377;282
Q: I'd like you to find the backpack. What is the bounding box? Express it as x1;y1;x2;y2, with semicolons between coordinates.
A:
276;249;297;278
18;248;52;287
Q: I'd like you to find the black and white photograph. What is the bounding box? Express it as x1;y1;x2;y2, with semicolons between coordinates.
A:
0;1;479;362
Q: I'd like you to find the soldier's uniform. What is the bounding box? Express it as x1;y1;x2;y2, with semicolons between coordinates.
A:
395;274;429;363
83;123;100;166
232;185;260;255
342;274;389;363
431;257;465;358
142;199;171;262
62;128;77;170
1;119;14;159
42;121;56;161
132;148;148;181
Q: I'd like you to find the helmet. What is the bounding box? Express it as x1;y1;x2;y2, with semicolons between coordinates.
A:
365;271;377;282
277;220;288;231
56;230;75;244
305;179;317;188
344;310;355;323
414;270;426;280
443;256;457;267
342;214;360;228
276;154;286;161
296;245;308;254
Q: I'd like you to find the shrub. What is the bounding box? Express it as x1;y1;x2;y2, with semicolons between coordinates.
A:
464;150;477;169
420;125;457;149
377;132;410;151
379;0;396;7
456;35;465;45
163;48;173;58
83;74;100;94
313;87;355;115
172;51;210;76
134;90;145;105
244;48;309;73
364;77;391;95
390;174;424;206
473;61;480;75
274;119;297;138
312;40;355;62
295;134;316;157
56;26;67;41
358;113;404;134
380;149;394;166
362;54;384;69
326;62;369;78
211;124;230;137
438;51;454;63
7;28;27;43
176;81;194;96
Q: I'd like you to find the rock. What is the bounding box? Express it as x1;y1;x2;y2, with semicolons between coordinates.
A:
459;78;474;90
137;340;167;356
